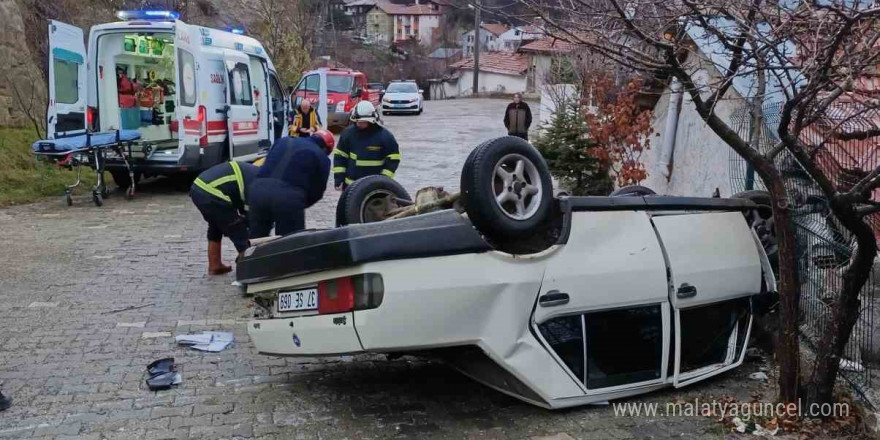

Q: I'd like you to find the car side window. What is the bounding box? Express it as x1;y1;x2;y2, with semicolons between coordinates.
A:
228;62;253;106
304;74;319;92
54;57;79;104
539;304;664;389
537;315;584;383
583;305;663;389
177;49;196;107
269;73;284;113
678;297;750;374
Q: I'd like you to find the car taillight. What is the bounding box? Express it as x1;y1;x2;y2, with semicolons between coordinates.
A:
317;274;384;314
86;106;98;131
198;105;207;147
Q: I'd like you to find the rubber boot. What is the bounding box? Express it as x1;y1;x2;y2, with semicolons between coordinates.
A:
0;390;10;412
207;240;232;275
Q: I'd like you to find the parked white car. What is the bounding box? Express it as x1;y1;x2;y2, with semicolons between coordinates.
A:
237;137;777;409
381;80;423;115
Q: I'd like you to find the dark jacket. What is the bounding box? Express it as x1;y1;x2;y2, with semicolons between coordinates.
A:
257;137;330;207
192;161;259;214
333;124;401;187
504;102;532;135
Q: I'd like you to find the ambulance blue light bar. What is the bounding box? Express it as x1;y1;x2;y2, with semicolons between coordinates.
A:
116;10;180;21
229;27;245;35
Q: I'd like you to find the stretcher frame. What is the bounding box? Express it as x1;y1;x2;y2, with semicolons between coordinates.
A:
32;130;138;207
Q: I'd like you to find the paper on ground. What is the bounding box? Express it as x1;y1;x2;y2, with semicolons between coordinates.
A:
175;331;234;352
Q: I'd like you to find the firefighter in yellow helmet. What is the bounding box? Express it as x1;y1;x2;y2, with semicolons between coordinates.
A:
333;101;401;190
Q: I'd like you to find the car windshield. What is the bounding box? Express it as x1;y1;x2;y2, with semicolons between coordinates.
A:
327;75;354;93
386;83;418;93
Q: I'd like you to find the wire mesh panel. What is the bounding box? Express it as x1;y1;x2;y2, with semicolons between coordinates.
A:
729;101;877;400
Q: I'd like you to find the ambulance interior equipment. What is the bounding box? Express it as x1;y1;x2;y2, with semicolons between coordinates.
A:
96;32;178;152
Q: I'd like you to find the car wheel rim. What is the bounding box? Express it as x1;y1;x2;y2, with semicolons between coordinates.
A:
492;153;543;221
360;189;397;223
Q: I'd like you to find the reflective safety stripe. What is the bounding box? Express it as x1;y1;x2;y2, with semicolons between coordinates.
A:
356;160;384;167
349;152;358;159
345;177;354;184
194;178;232;203
229;161;245;203
387;153;401;160
332;166;346;173
209;175;238;187
197;162;245;205
334;149;350;158
381;169;395;178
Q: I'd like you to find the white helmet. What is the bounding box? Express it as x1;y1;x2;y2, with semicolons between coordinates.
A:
350;101;379;124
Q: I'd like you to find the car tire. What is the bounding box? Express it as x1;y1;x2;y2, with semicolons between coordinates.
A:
610;185;656;197
732;190;778;271
460;136;553;241
339;175;411;226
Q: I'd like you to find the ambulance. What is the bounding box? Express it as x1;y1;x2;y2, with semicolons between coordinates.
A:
47;10;289;187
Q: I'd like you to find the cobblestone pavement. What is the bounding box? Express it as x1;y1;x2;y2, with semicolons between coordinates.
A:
0;99;771;439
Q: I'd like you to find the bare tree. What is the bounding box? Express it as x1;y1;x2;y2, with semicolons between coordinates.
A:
10;69;46;139
510;0;880;408
238;0;321;87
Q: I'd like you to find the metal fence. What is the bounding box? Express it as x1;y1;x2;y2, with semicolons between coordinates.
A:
729;101;878;402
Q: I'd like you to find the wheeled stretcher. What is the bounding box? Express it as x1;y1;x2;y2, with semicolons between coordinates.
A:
32;130;140;206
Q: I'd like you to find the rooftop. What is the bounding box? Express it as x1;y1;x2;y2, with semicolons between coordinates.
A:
375;0;444;15
518;36;578;54
450;52;531;76
481;23;509;37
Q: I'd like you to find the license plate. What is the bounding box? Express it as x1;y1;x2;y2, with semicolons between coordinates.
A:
277;287;319;312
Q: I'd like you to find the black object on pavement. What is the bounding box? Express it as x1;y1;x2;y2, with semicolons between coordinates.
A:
0;390;11;412
146;358;181;391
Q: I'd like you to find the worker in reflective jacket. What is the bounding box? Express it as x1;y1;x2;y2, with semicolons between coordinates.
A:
333;101;401;189
288;99;323;137
248;130;335;238
190;161;259;275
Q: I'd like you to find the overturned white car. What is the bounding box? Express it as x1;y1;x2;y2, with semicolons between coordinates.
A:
237;137;777;409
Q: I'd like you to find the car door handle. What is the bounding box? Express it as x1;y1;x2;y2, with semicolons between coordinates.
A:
677;283;697;299
539;290;569;307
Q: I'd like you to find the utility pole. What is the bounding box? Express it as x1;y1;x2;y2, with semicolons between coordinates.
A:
472;0;480;96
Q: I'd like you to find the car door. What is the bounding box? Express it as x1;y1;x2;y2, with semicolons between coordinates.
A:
533;210;671;395
268;71;287;140
47;20;87;139
650;212;761;387
223;50;260;158
174;20;201;148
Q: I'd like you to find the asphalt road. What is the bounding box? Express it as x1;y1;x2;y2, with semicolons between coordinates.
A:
0;98;769;439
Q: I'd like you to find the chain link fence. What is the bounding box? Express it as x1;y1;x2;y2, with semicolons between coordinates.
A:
729;102;878;403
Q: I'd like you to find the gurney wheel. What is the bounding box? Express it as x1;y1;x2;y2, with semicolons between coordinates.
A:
92;191;103;207
65;193;73;207
126;186;135;200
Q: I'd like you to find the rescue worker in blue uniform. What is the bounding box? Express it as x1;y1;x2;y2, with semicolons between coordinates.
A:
190;161;259;275
333;101;401;189
248;130;335;238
